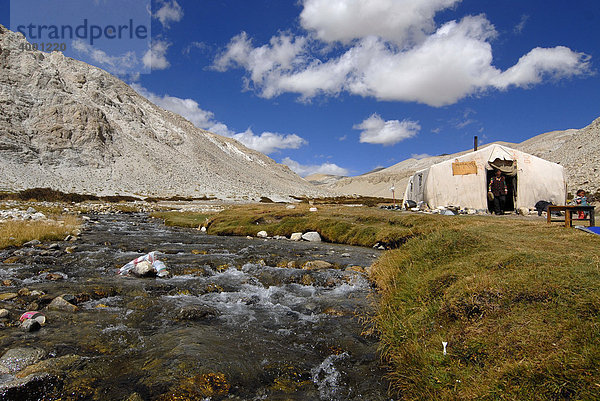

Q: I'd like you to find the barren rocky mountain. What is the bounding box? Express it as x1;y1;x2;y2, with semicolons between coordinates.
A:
325;118;600;199
0;26;325;200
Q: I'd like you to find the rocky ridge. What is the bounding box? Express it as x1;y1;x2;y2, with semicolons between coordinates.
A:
0;25;324;200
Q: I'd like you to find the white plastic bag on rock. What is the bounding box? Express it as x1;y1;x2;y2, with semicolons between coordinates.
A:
119;251;169;277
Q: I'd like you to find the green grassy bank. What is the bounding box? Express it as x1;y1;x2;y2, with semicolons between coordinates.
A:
152;205;600;399
180;203;448;248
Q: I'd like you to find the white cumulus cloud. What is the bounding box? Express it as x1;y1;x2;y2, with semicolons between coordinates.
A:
492;46;591;90
142;39;171;70
231;129;307;154
214;1;591;106
213;32;308;97
154;0;184;28
300;0;460;45
354;114;420;145
72;40;138;75
131;84;308;155
281;157;349;177
132;83;215;127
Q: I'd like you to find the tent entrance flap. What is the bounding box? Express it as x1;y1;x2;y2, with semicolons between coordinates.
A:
489;159;517;176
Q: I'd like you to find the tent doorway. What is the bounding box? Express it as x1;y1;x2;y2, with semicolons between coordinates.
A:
486;169;517;213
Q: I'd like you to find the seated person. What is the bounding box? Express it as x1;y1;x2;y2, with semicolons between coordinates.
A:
571;189;590;219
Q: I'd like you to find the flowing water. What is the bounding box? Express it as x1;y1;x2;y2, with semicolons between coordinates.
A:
0;213;391;400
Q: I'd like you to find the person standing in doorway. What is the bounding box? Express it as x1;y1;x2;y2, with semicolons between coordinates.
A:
489;169;508;215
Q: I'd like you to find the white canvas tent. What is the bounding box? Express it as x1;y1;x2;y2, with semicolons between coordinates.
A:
403;145;566;211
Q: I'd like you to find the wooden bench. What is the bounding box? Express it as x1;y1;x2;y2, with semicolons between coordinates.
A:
547;205;596;227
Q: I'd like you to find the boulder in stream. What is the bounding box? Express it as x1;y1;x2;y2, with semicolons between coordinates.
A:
176;305;220;321
302;260;333;270
301;232;321;242
0;347;47;374
47;296;79;312
0;373;61;400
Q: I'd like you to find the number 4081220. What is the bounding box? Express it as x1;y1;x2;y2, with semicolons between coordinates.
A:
19;42;67;52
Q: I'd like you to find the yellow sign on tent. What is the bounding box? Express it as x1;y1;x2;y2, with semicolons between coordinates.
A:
452;161;478;176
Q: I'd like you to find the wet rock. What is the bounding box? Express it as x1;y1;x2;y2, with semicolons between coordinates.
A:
0;293;18;301
300;274;315;286
47;296;79;312
340;253;351;258
0;347;47;374
26;302;40;311
325;277;342;287
74;293;90;304
0;309;9;318
30;290;44;297
287;261;298;269
302;260;333;270
131;260;156;277
64;234;72;241
345;266;365;274
21;319;41;332
290;232;303;241
23;239;41;247
176;305;220;321
257;230;268;238
65;246;77;253
0;373;61;400
2;256;20;264
126;393;144;401
61;294;77;304
48;243;60;250
159;372;230;400
302;232;321;242
18;288;31;297
323;307;350;316
45;273;64;281
2;279;14;286
16;354;82;378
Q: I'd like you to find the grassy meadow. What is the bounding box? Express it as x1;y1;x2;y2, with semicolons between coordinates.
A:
152;204;600;400
0;214;80;249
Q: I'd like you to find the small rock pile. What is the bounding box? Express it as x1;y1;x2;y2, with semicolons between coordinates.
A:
253;230;322;242
0;208;47;222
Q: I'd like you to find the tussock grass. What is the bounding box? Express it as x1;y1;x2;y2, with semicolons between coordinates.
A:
151;211;213;228
370;217;600;400
0;215;80;248
293;195;393;207
206;204;448;247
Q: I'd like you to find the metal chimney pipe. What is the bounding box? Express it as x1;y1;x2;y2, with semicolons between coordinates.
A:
474;136;478;151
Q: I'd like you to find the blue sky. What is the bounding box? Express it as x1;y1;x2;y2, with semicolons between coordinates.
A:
2;0;599;177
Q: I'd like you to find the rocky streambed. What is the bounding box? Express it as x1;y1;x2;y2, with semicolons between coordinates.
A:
0;213;391;400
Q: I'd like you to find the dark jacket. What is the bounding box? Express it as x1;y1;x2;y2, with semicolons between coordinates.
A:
489;175;508;197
